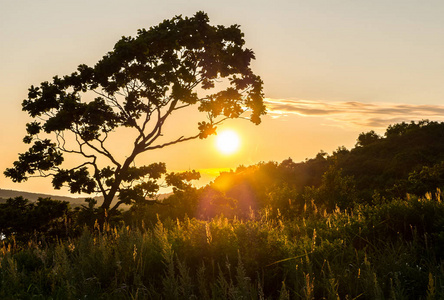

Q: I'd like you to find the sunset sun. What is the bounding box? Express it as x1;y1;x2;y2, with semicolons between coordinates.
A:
216;130;240;154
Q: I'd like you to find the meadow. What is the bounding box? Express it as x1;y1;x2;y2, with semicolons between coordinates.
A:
1;194;444;299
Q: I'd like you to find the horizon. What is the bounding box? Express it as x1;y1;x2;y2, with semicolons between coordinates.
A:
2;1;444;197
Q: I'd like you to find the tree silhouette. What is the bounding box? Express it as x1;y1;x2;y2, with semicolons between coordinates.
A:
0;197;69;242
355;130;380;147
5;12;265;213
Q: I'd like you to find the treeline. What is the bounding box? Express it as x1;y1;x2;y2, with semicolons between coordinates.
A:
134;120;444;224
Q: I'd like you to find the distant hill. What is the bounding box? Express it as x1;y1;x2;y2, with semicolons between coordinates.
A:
0;189;87;205
0;189;173;207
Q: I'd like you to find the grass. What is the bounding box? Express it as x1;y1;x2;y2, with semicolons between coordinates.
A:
1;195;444;299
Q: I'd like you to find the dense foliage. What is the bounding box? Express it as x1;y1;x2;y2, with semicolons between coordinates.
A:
5;12;265;213
150;120;444;220
0;197;69;243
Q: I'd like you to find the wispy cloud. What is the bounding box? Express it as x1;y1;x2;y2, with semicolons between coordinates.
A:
265;99;444;128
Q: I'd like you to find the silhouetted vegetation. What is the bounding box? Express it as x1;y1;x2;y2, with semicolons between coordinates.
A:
3;120;444;298
5;11;265;215
149;119;444;221
0;197;70;244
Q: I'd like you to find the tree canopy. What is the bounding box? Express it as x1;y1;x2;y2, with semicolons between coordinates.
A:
5;12;265;213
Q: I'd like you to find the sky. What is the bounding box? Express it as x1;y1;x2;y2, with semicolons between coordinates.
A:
1;0;444;196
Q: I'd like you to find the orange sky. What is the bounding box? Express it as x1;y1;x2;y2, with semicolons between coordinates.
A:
2;1;444;196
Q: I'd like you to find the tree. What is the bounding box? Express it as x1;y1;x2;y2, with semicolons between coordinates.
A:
384;120;432;138
355;130;380;147
5;12;265;214
407;161;444;197
303;167;358;211
0;197;70;243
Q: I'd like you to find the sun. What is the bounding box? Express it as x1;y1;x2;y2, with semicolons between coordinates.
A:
216;130;240;154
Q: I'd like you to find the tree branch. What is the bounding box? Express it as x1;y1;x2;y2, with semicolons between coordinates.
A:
145;134;200;151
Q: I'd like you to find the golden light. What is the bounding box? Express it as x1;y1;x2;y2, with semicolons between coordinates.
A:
216;130;240;154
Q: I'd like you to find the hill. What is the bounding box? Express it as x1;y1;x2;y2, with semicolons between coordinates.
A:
338;120;444;198
0;189;173;209
174;120;444;217
0;189;86;205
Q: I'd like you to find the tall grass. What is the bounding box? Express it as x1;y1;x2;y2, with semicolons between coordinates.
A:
2;195;444;299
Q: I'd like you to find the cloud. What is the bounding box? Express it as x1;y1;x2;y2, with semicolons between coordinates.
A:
265;99;444;128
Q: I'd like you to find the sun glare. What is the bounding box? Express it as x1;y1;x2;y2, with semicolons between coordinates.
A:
216;130;240;155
